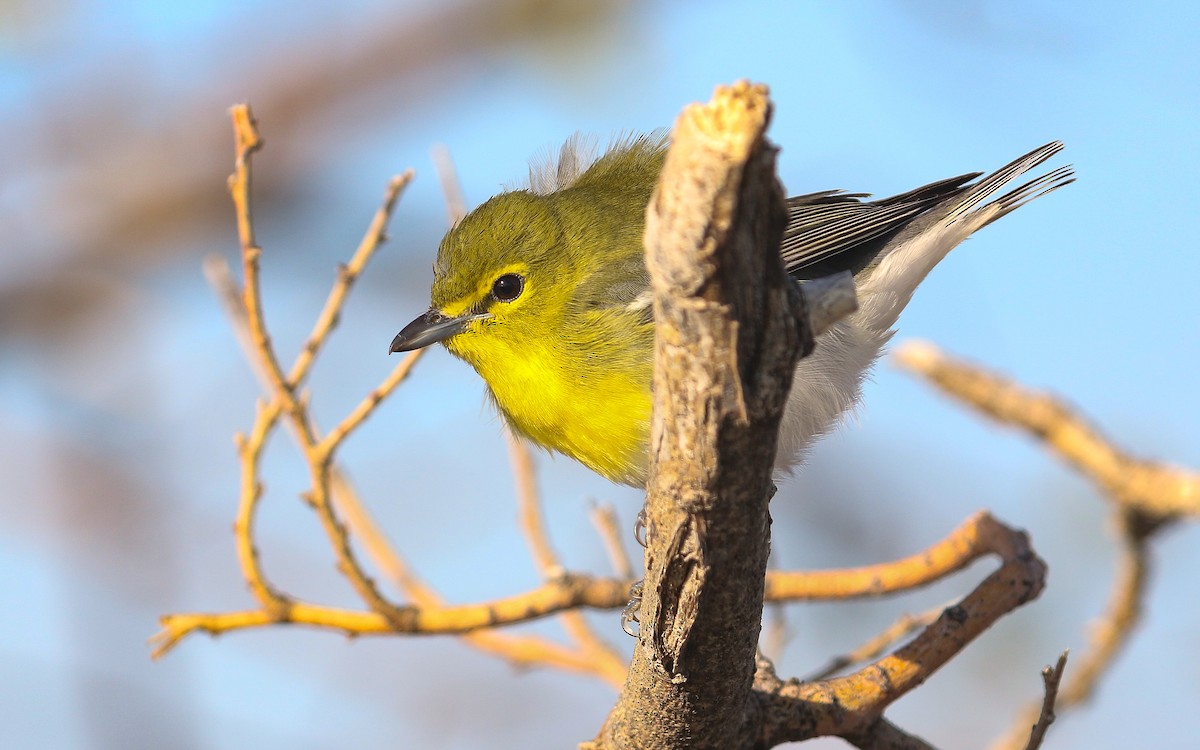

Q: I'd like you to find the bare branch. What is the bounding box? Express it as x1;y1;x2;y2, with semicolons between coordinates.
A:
896;340;1199;519
1021;652;1069;750
507;429;627;685
318;350;425;456
588;503;635;581
598;80;819;750
510;430;564;580
896;342;1187;749
753;512;1045;746
844;718;938;750
764;509;1022;601
154;571;629;649
1058;515;1147;707
289;171;415;388
330;470;625;686
804;605;945;682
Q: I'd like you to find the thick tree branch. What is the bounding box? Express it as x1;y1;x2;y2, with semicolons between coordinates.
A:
595;81;825;750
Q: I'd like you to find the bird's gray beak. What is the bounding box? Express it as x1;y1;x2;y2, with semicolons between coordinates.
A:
389;308;488;353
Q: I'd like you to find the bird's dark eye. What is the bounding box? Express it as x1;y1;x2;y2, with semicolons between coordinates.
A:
491;273;524;302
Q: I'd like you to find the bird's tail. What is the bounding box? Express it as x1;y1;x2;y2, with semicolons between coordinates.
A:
856;142;1075;332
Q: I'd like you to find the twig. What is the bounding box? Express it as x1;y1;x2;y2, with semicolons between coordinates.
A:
329;470;624;684
228;106;305;428
896;342;1187;750
507;428;627;686
1058;513;1147;706
844;717;937;750
288;170;415;388
509;429;564;579
804;605;945;682
588;502;635;581
896;340;1199;519
317;349;424;455
1022;652;1069;750
178;119;628;683
231;399;291;616
225;104;415;627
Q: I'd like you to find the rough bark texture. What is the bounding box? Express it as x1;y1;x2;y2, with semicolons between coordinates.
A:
594;81;812;750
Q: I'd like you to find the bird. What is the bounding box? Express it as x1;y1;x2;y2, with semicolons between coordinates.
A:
390;133;1073;486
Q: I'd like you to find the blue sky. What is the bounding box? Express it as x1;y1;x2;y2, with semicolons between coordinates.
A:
1;1;1197;748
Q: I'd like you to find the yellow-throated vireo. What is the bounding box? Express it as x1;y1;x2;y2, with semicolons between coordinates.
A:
390;134;1072;485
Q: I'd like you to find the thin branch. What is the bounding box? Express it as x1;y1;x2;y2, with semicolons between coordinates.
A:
896;340;1199;519
317;349;425;456
764;510;1015;601
509;429;564;579
588;502;635;581
155;572;628;644
992;513;1149;749
181;121;629;683
228;105;306;430
329;470;625;685
225;104;414;627
896;342;1183;750
804;605;945;682
1022;652;1069;750
288;170;415;388
1058;513;1148;707
844;718;938;750
231;399;291;616
507;428;627;686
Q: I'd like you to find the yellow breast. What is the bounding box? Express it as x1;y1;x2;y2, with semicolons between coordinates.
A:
449;329;652;485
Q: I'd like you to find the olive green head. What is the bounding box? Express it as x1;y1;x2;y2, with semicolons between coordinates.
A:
391;132;669;362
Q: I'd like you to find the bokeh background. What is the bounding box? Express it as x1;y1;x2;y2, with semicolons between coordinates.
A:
3;1;1198;747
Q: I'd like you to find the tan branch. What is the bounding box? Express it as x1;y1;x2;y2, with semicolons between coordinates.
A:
224;104;418;627
182;119;630;683
507;429;627;686
588;503;635;581
288;170;415;388
1058;514;1147;706
509;430;564;579
765;510;1014;601
329;470;624;684
232;399;290;616
992;511;1149;750
804;605;945;682
754;512;1046;746
155;572;628;646
317;349;425;455
896;340;1199;519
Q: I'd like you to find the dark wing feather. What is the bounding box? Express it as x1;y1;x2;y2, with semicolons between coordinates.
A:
782;172;981;280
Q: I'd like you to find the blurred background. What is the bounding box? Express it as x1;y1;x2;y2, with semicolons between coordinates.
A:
2;0;1197;747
